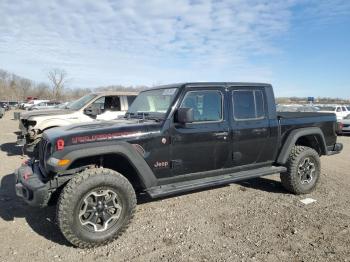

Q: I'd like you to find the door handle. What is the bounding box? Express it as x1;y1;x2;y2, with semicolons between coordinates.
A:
213;132;229;140
213;132;229;137
252;128;267;134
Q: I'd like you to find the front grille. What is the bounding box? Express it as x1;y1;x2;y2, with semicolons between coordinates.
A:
39;137;51;173
343;124;350;128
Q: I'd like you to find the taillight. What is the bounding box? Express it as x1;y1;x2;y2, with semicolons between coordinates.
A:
56;139;65;150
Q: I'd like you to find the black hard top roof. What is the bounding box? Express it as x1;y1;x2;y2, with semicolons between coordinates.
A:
148;82;271;90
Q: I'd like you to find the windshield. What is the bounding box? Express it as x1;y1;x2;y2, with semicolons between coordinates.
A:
126;88;178;119
67;94;97;110
319;106;336;111
344;114;350;120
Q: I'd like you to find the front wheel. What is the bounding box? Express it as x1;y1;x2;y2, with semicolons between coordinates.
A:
280;146;321;194
57;168;136;248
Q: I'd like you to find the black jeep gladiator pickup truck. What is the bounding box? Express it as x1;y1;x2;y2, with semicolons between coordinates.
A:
15;82;343;248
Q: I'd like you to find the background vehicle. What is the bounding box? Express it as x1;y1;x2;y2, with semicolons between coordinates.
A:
57;101;72;109
21;99;50;110
28;101;61;111
8;101;20;109
318;105;349;120
17;91;138;152
1;102;10;111
338;114;350;135
277;104;320;112
15;82;342;248
1;101;20;109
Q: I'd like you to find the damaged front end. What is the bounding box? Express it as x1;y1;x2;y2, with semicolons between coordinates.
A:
17;119;39;152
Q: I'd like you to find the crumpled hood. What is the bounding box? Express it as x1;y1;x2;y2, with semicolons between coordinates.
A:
21;109;74;120
44;118;162;146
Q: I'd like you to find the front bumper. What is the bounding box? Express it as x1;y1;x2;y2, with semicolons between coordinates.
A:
14;161;50;207
341;127;350;133
327;143;343;156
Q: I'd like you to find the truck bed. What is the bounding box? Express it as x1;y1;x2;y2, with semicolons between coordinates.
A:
278;111;337;148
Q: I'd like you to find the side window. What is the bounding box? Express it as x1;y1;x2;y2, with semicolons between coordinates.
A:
233;90;266;120
342;106;347;112
336;107;341;112
105;96;121;111
180;90;222;122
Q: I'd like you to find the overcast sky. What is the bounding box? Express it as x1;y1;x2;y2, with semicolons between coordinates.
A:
0;0;349;97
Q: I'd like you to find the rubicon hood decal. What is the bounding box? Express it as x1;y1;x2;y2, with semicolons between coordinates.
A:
71;130;160;144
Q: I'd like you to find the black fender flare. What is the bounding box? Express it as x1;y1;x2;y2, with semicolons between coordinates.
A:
276;127;328;165
61;142;157;189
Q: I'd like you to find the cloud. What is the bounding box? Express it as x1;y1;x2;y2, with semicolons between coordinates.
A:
0;0;348;87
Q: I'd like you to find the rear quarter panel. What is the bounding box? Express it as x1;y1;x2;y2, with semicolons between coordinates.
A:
278;112;337;148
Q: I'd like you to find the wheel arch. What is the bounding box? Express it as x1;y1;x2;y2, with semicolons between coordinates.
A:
62;142;158;190
276;127;327;165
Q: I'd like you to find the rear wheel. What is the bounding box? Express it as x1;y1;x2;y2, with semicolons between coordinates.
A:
280;146;321;194
57;168;136;248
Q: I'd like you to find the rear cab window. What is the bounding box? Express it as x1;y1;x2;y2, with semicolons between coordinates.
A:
232;89;266;120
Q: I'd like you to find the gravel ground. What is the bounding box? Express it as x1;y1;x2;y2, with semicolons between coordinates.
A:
0;110;349;262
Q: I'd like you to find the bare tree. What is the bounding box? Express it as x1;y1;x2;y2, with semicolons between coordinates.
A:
35;82;51;99
47;68;67;100
18;78;32;100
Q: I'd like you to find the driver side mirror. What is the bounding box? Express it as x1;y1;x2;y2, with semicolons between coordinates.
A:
176;108;194;124
84;105;101;117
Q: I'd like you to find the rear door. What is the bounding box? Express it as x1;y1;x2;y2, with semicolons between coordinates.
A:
229;87;270;167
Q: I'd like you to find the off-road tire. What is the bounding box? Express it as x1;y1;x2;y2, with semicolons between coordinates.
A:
280;146;321;194
57;168;136;248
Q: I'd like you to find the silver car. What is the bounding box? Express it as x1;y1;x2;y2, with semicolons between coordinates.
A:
28;101;61;110
339;114;350;134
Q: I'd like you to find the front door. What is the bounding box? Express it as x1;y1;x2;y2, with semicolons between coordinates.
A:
170;87;230;176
